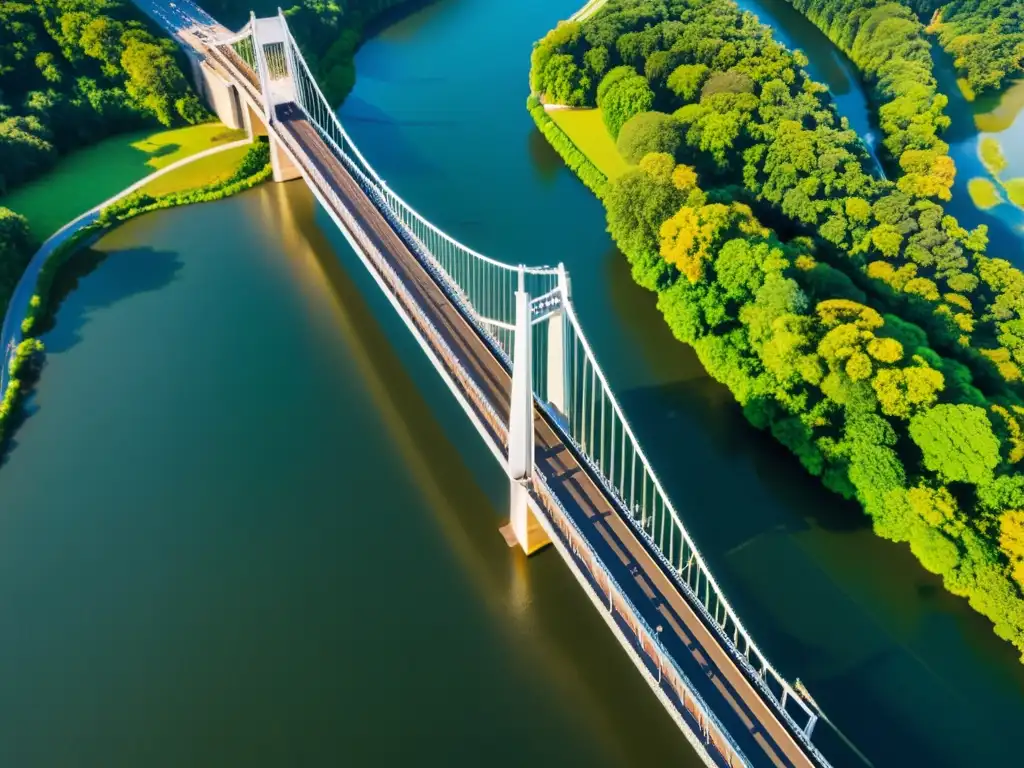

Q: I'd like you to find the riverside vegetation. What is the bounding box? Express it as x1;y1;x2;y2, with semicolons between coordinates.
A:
0;140;271;448
0;0;214;335
531;0;1024;657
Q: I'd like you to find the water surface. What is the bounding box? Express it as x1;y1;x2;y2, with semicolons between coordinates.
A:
3;1;1024;766
341;1;1024;766
0;187;701;767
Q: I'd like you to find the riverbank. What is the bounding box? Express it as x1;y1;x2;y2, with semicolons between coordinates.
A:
530;0;1024;666
0;123;247;242
0;139;271;448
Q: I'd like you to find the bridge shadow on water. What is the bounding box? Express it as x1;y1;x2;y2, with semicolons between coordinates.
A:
336;95;452;182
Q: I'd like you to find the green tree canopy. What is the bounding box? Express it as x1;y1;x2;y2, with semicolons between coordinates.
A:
616;111;683;164
909;404;1001;485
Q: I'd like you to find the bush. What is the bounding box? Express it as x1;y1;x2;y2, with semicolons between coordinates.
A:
616;111;683;164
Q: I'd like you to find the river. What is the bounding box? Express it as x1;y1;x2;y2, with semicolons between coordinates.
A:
1;0;1023;766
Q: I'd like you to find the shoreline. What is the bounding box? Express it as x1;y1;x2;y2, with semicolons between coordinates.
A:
0;137;253;393
0;139;272;450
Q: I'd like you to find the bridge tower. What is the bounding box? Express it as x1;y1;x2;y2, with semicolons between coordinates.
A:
546;263;571;419
506;268;551;555
248;12;301;183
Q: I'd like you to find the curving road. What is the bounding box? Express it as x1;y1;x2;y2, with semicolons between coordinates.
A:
0;138;251;393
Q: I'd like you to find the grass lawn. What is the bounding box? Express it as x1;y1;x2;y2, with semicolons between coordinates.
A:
0;122;247;240
1005;178;1024;209
140;145;250;197
549;108;631;180
968;177;1003;210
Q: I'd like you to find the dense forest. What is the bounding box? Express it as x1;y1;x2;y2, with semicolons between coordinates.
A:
795;0;1024;99
783;0;950;167
929;0;1024;97
532;0;1024;655
0;0;207;324
0;0;206;196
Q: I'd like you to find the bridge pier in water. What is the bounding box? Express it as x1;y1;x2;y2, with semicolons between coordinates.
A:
506;269;551;555
193;12;834;763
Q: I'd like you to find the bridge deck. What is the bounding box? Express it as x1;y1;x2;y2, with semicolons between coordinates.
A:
274;102;814;768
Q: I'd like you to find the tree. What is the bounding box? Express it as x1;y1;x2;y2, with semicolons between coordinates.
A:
120;39;189;126
530;21;581;93
81;16;125;76
660;202;767;283
909;404;1001;485
596;66;637;106
604;167;684;290
667;63;709;102
872;365;944;419
601;74;655;138
616;111;682;164
1000;510;1024;588
0;206;36;300
542;54;585;106
0;115;55;193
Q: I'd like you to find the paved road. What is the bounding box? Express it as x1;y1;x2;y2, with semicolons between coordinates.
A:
274;100;817;768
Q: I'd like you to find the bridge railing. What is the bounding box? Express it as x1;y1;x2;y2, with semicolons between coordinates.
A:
208;13;830;763
551;298;829;761
279;16;559;365
273;98;749;768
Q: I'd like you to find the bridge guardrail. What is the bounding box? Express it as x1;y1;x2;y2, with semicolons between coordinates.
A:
273;103;750;768
200;15;832;766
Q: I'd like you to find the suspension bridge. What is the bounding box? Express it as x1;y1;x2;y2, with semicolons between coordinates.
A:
151;4;837;766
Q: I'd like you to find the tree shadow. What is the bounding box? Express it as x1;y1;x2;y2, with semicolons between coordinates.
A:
617;377;867;549
142;142;181;161
0;244;184;462
595;245;866;552
361;0;449;44
37;245;185;355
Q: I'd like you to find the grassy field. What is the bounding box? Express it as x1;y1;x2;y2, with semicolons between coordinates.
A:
139;145;250;197
968;177;1003;209
549;109;631;180
132;123;246;170
0;123;246;240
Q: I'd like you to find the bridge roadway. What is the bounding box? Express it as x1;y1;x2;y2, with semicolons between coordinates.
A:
272;101;816;768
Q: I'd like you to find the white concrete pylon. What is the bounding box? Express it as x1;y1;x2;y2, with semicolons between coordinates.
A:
507;266;549;554
508;265;533;482
546;262;571;418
